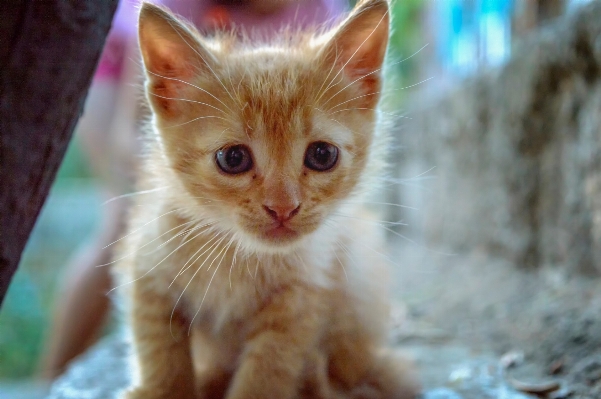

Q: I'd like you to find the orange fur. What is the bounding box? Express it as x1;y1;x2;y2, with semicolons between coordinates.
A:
113;1;420;398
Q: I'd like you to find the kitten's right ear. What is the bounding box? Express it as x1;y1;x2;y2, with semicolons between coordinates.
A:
138;2;216;116
318;0;389;104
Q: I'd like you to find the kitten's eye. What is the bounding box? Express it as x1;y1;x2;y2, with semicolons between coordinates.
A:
304;142;339;172
215;145;253;174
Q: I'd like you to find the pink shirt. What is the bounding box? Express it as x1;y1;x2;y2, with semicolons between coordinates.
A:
96;0;347;81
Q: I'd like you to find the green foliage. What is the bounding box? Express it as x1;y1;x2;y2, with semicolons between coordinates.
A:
388;0;425;78
383;0;427;112
0;272;47;379
56;135;92;180
0;182;101;380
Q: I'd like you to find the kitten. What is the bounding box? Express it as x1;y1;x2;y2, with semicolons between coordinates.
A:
113;1;420;398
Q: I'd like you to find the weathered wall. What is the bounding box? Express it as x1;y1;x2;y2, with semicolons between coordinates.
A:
399;1;601;273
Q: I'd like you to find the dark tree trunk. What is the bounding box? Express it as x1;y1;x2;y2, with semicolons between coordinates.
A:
0;0;118;307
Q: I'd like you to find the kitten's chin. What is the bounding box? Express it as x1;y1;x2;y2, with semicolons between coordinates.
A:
261;225;300;244
240;224;308;253
237;217;322;252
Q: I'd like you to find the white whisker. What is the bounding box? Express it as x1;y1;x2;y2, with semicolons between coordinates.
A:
171;231;222;283
327;77;434;111
188;196;224;202
107;224;206;294
332;245;348;282
315;45;341;103
102;187;169;205
229;240;241;290
332;213;407;227
323;44;429;108
188;238;235;334
103;208;186;249
254;260;259;279
340;200;418;210
147;222;214;255
322;43;429;108
377;224;456;257
245;254;253;279
329;108;411;119
165;20;239;109
145;70;234;113
97;219;197;267
336;241;357;270
316;9;390;104
147;92;227;114
169;234;228;337
164;115;228;129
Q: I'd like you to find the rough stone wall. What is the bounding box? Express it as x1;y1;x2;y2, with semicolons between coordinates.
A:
400;1;601;273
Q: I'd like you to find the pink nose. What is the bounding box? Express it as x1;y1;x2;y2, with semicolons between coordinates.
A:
263;203;301;222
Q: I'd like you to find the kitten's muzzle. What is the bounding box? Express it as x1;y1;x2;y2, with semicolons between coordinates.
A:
262;203;301;223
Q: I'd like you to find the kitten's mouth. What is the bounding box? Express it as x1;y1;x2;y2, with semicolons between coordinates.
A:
262;223;299;243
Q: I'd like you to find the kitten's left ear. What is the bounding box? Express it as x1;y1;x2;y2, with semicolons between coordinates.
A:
319;0;389;97
138;2;216;116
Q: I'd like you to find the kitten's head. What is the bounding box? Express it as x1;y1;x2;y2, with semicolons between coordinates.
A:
138;0;389;252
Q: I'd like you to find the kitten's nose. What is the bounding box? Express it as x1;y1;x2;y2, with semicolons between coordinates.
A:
263;203;301;222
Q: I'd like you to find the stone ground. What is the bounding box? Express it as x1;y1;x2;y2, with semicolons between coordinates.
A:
1;186;597;398
388;242;601;399
40;240;601;399
0;382;47;399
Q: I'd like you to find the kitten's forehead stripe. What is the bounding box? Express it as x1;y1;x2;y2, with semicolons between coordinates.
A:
235;62;317;151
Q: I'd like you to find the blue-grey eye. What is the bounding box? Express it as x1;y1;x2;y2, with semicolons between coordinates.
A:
304;141;339;171
215;145;253;174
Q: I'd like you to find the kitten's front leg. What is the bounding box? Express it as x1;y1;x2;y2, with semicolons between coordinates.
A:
121;283;195;399
225;286;324;399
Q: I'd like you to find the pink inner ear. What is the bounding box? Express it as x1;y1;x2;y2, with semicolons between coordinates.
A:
149;80;177;115
338;46;385;102
344;21;388;72
142;40;198;117
324;5;389;102
138;6;211;118
145;41;195;79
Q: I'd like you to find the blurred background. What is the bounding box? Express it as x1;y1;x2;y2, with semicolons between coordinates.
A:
0;0;596;397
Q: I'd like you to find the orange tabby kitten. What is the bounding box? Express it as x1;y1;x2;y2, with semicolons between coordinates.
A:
113;1;419;398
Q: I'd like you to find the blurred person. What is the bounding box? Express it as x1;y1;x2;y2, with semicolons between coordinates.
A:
40;0;347;380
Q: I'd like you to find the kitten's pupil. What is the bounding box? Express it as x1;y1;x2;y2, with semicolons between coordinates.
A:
304;142;339;171
216;145;253;174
